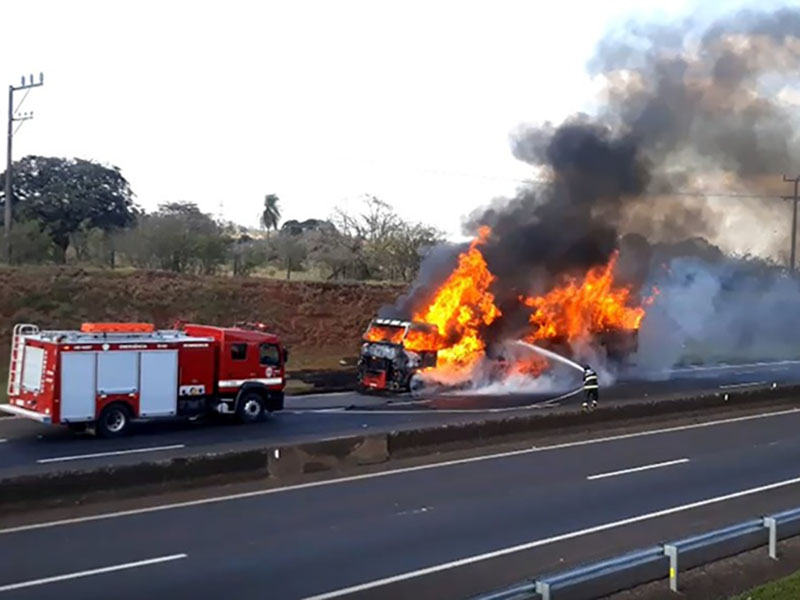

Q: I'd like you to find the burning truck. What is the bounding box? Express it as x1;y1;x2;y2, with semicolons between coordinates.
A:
357;319;439;392
357;226;653;394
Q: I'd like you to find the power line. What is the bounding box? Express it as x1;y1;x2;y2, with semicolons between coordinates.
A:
384;166;784;200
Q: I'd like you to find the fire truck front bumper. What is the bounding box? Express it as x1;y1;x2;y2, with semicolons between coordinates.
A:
0;403;52;423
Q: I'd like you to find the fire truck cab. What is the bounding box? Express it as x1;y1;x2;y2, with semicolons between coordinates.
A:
2;322;287;437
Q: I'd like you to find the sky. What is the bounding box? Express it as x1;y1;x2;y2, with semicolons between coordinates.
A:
1;0;739;240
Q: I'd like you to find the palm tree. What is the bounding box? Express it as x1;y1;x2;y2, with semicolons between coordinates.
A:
261;194;281;235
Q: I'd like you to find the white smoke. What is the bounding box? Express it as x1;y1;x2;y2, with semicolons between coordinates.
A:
634;257;800;377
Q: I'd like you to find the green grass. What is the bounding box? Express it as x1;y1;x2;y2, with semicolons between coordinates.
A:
732;569;800;599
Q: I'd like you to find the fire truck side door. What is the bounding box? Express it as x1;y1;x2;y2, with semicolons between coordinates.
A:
223;342;248;379
140;351;178;417
60;352;97;422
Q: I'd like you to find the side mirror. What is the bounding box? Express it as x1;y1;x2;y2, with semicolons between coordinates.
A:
283;348;289;364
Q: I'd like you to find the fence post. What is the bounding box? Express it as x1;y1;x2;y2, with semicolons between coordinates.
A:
763;517;778;560
663;544;679;592
535;581;551;600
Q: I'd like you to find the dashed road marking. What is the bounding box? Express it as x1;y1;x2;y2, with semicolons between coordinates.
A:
587;458;690;480
36;444;185;464
2;407;799;536
0;554;187;593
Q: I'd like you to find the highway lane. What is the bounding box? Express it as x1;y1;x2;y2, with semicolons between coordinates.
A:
0;360;798;478
4;409;800;599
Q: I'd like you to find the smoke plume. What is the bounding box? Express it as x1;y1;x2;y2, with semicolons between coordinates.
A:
391;4;800;370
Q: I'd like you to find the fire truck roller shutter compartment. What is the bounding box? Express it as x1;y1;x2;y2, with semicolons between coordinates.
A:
60;352;97;422
97;351;139;395
139;351;178;417
21;346;44;392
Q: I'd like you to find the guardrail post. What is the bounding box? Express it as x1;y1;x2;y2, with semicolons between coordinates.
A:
763;517;778;560
535;581;551;600
663;544;679;592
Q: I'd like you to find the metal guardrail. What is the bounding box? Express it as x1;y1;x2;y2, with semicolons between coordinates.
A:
473;506;800;600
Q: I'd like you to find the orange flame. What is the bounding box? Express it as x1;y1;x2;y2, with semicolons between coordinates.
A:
523;252;646;344
363;324;405;344
369;229;656;380
411;226;501;367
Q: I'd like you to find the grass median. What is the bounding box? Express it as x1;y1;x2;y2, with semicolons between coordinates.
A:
732;569;800;599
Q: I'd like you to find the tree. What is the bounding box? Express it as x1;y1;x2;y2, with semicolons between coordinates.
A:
330;195;444;281
261;194;281;233
385;221;444;281
0;156;137;262
274;233;307;280
230;234;270;277
7;219;56;265
117;202;230;274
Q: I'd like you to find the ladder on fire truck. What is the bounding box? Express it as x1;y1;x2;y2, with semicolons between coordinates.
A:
7;324;39;396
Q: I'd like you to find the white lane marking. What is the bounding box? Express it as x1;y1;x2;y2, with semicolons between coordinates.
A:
667;360;800;374
2;407;799;536
333;388;582;415
288;391;359;401
719;381;767;389
0;553;187;593
0;439;6;444
36;444;186;464
302;474;800;600
288;389;579;415
587;458;690;480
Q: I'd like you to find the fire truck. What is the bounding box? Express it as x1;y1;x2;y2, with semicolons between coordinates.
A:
2;322;287;437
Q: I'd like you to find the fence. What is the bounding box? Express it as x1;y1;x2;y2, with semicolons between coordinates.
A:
473;506;800;600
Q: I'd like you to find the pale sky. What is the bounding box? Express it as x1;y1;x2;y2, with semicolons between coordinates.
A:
2;0;745;240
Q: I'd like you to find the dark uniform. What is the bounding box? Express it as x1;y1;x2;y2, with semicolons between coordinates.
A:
582;365;599;409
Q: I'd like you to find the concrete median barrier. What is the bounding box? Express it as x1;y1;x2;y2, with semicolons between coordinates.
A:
388;384;800;456
2;447;271;511
267;435;388;477
1;384;799;513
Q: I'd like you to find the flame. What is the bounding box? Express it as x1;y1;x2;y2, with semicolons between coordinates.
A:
411;226;501;367
367;228;657;383
363;324;404;344
523;252;646;344
404;327;446;352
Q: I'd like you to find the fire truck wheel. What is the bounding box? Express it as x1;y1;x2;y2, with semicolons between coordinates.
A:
236;392;264;424
96;403;131;438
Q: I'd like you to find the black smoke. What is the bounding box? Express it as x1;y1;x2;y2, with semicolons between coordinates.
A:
391;4;800;366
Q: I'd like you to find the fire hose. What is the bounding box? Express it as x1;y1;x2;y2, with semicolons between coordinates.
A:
513;340;585;374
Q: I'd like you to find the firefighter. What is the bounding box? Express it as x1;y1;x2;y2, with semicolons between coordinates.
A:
582;365;599;410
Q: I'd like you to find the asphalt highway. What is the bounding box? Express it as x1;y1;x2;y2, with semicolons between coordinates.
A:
0;361;799;478
4;407;800;599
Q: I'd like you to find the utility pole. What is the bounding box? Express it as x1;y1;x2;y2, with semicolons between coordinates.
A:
4;73;44;263
783;174;800;271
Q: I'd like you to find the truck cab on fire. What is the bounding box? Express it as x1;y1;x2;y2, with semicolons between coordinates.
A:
357;318;438;392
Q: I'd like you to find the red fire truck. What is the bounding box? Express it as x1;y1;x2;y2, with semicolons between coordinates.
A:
2;322;287;437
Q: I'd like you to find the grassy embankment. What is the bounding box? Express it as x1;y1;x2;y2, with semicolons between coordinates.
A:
732;569;800;599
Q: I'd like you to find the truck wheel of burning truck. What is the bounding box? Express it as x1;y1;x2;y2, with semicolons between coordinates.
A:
236;391;264;424
95;403;132;438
